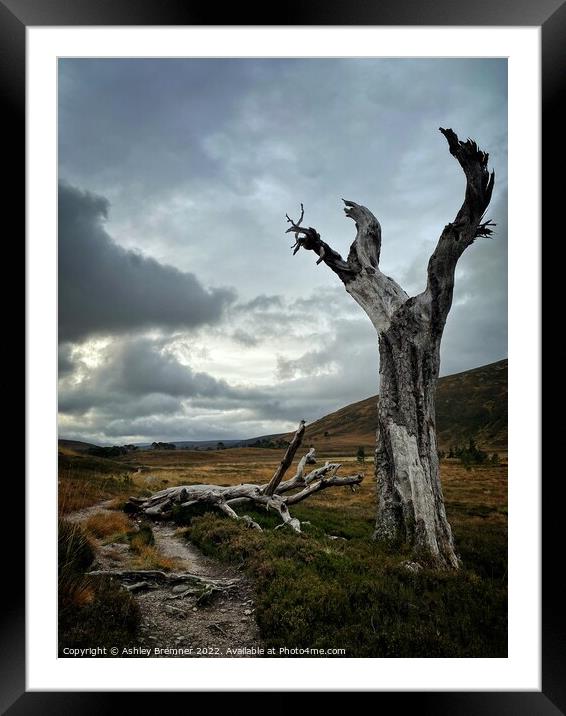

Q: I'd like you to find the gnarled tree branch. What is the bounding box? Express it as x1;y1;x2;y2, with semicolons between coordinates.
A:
264;419;305;496
343;199;382;269
285;204;353;278
285;201;407;331
127;421;364;533
424;128;496;329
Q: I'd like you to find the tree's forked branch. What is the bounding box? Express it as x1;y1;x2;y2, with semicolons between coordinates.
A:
475;219;496;238
285;203;324;257
439;127;495;219
285;202;304;233
264;420;306;496
424;128;496;325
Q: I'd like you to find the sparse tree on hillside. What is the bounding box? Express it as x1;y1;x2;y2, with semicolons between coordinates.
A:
284;129;495;569
356;446;366;464
454;438;489;469
151;441;176;451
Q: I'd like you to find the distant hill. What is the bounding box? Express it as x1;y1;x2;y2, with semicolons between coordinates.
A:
137;439;249;450
281;359;508;454
58;438;100;453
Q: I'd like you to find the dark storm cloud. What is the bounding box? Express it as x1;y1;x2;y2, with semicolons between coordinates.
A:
58;336;270;419
57;326;368;440
58;59;507;300
58;182;236;341
58;271;505;442
58;59;255;198
58;58;507;443
59;337;223;414
59;387;183;419
105;337;227;398
58;343;75;376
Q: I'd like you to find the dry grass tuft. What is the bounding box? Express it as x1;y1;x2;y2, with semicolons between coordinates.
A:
84;511;132;539
65;578;96;608
129;545;180;572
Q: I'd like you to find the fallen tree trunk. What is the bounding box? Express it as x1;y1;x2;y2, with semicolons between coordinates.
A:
127;422;363;533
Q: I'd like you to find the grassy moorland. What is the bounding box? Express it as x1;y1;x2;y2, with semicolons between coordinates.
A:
177;451;507;657
58;443;507;657
58;447;138;514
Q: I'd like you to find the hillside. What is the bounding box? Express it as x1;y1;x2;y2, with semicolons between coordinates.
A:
58;438;100;453
283;359;507;454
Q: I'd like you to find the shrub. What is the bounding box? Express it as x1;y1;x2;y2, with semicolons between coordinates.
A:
453;438;489;469
58;519;140;654
59;575;140;653
59;519;95;576
185;507;507;658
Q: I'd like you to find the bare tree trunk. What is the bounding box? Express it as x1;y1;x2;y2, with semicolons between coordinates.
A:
375;305;457;568
285;128;495;569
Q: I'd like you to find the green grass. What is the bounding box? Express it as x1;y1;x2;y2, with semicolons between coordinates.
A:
183;504;507;657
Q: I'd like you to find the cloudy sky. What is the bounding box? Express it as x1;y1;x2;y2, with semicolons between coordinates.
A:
58;58;507;445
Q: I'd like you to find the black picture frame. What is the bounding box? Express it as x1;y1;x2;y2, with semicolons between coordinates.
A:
10;0;561;710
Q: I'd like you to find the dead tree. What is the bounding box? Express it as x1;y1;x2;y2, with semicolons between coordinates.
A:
285;129;495;569
128;420;363;532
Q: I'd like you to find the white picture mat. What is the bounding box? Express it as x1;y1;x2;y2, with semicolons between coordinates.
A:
27;26;540;691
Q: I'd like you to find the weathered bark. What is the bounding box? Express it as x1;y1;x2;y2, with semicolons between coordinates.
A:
374;305;457;567
127;422;363;533
264;419;306;495
286;128;495;569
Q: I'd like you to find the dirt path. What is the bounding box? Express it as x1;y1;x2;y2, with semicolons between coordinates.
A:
67;503;263;657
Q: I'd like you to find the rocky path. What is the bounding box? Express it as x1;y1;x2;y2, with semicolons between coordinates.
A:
67;503;263;657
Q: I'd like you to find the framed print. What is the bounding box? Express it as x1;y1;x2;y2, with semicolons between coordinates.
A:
9;0;561;709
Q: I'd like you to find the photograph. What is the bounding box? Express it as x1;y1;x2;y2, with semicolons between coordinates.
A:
57;57;508;659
